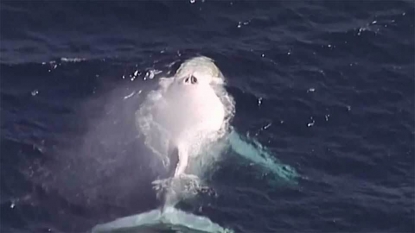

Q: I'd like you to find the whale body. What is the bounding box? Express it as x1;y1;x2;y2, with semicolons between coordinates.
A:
92;56;298;233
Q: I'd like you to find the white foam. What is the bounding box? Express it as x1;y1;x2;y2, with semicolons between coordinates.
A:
60;57;85;62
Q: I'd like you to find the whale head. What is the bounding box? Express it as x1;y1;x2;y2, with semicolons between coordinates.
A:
174;56;225;86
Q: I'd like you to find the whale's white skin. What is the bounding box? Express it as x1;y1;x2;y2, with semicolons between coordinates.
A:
136;56;234;183
151;70;225;177
92;56;298;233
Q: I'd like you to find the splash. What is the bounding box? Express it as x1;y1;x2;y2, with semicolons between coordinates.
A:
92;56;298;232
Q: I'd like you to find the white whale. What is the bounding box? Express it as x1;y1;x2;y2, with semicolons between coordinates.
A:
138;56;230;180
91;56;298;233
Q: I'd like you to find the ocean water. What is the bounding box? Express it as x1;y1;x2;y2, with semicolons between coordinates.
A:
1;1;414;232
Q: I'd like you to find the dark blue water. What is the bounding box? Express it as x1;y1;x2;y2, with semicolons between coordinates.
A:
1;1;414;232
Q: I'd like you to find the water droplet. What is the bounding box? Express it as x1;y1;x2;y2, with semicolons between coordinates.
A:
307;88;315;93
144;70;156;80
190;0;195;3
325;114;330;121
10;202;15;208
31;90;39;96
124;91;136;100
261;54;265;57
263;123;272;130
307;118;315;127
